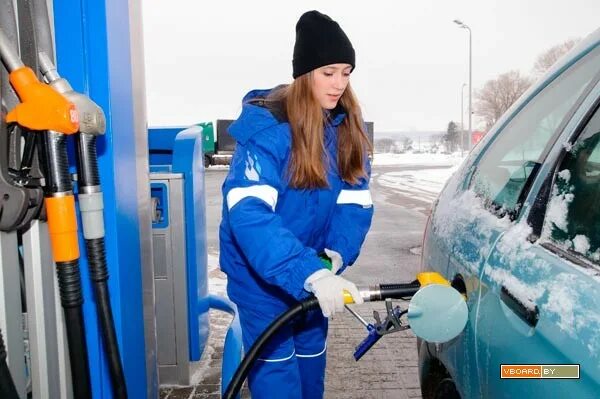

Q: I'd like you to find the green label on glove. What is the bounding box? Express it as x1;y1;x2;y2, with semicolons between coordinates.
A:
319;254;332;271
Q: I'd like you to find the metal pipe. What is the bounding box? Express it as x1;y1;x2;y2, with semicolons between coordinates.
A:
38;52;60;82
468;25;472;150
0;0;19;110
30;0;55;60
454;19;473;150
461;82;466;156
0;28;24;72
344;305;369;328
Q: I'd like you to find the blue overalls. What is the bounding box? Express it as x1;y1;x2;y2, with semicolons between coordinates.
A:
219;88;373;398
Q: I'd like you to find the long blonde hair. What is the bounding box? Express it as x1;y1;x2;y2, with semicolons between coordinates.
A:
266;73;372;189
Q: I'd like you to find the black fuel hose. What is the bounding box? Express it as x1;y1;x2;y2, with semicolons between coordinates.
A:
223;297;320;399
379;281;421;299
85;237;127;399
37;131;92;399
0;328;19;399
76;133;127;398
223;281;422;399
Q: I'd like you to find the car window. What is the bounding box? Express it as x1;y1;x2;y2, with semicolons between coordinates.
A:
544;103;600;263
470;46;600;217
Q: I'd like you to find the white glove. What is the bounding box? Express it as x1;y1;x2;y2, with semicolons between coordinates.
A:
304;269;364;317
324;248;344;274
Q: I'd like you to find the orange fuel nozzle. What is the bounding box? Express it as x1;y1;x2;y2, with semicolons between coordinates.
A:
5;66;79;134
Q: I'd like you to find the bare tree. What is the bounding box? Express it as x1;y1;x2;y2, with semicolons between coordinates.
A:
374;138;395;153
400;136;413;151
533;39;579;76
475;70;532;130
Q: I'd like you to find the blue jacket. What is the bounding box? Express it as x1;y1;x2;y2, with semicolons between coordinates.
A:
219;88;373;308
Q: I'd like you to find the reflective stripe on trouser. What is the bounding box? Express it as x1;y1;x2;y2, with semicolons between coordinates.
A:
237;304;328;399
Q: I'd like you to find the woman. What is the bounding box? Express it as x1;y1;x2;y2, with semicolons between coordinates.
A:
219;10;373;398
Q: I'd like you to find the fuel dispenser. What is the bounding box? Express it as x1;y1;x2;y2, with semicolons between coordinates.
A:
148;126;210;384
1;0;151;397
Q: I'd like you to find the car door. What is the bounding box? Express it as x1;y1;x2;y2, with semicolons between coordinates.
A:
473;66;600;397
435;43;600;399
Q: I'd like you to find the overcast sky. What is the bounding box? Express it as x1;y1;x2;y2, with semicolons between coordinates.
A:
142;0;600;133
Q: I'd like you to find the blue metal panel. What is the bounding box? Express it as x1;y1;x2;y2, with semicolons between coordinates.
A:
53;1;148;398
203;295;242;398
148;127;183;167
171;129;209;361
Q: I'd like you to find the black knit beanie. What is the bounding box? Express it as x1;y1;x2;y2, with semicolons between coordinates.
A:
292;10;355;79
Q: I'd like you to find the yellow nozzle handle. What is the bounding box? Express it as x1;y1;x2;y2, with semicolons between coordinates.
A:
341;272;452;305
416;272;450;287
343;290;355;304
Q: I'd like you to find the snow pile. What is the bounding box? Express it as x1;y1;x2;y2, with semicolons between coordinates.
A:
572;235;591;254
543;169;573;234
544;273;578;334
433;189;511;274
483;221;549;311
541;169;600;260
494;220;536;266
483;268;544;310
207;251;227;297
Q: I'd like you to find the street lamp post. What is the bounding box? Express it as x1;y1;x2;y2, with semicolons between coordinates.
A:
461;82;466;156
454;19;472;150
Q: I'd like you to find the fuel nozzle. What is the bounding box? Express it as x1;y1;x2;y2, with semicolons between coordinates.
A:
355;281;422;303
38;52;106;135
0;27;79;133
343;271;450;304
344;272;466;361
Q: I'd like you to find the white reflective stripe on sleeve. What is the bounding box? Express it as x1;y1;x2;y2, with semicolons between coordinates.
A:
336;189;372;206
227;185;278;211
257;349;296;362
296;341;327;358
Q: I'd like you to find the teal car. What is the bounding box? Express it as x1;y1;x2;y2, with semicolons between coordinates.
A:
419;28;600;399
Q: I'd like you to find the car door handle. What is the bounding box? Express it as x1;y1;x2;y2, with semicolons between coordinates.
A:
500;285;539;327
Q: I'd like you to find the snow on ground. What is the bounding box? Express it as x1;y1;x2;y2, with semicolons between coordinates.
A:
372;152;466;167
377;167;460;203
207;251;227;297
373;152;466;203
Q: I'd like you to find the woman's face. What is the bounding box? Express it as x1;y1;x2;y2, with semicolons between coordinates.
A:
311;64;352;110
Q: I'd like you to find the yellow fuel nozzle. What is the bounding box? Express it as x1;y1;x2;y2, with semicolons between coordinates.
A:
343;290;355;304
343;272;452;304
5;67;79;133
416;272;450;287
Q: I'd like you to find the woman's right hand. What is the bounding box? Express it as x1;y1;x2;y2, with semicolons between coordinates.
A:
304;269;364;317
